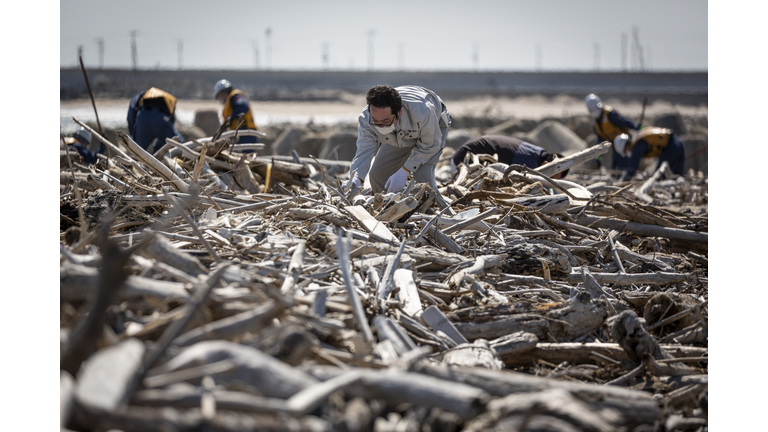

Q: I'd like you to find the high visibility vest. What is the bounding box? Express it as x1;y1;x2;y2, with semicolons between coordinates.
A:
139;87;177;115
222;89;258;131
594;106;631;142
630;127;673;158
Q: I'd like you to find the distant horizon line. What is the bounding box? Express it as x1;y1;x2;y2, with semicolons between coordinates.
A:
61;66;708;74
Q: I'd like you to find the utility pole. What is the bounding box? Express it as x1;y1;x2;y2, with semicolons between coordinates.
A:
131;30;138;71
322;42;329;70
265;28;272;69
77;45;83;66
177;40;183;70
535;43;542;71
472;42;479;71
367;30;375;71
251;40;260;69
96;38;104;69
621;32;627;71
593;43;600;71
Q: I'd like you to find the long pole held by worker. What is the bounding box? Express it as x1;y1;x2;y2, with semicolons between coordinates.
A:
637;96;648;128
79;56;104;137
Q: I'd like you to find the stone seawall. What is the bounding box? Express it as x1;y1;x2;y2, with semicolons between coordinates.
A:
61;69;707;106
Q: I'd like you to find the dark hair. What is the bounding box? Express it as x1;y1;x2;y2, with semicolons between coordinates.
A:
366;85;402;115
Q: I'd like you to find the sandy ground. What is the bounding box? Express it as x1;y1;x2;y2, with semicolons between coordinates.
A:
60;94;707;134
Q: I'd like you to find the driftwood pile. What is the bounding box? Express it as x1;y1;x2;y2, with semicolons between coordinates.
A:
60;118;708;432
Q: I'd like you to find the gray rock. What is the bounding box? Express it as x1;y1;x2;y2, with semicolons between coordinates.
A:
651;112;688;135
193;110;220;136
445;128;478;149
272;126;309;156
519;120;588;156
319;125;358;161
484;118;538;136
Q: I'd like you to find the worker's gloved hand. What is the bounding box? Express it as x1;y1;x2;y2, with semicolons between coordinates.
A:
384;167;410;193
341;176;361;190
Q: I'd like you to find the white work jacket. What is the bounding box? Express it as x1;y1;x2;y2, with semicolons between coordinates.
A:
350;85;450;181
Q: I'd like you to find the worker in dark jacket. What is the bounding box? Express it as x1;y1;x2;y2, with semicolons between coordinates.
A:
613;127;686;179
213;79;259;147
63;127;104;165
452;135;568;178
585;94;639;170
127;87;184;152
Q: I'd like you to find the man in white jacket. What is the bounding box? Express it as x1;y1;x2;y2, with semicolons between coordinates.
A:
344;85;451;194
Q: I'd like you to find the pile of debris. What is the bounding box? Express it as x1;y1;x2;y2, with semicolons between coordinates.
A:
60;118;708;432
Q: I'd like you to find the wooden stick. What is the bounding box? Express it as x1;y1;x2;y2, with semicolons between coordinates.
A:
280;241;306;295
78;56;103;136
535;141;613;178
337;229;375;344
162;189;222;264
116;131;189;193
573;215;708;244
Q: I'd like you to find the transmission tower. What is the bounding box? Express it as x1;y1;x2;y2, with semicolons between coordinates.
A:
96;38;104;69
621;32;627;71
322;42;329;69
265;28;272;69
131;30;138;71
368;30;375;71
472;42;479;71
535;43;542;71
594;43;600;71
631;26;645;71
177;40;183;70
251;40;260;69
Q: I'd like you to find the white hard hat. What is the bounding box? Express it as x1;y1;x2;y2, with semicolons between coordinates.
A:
74;128;92;144
613;133;629;156
214;79;232;98
585;94;603;117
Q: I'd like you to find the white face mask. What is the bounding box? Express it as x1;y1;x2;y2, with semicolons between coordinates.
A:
375;123;396;134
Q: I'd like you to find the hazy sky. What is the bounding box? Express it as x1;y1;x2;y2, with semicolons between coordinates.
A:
60;0;707;71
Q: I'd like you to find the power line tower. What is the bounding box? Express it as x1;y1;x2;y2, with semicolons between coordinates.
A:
631;26;645;71
96;38;104;69
131;30;138;71
265;28;272;69
177;40;183;70
251;40;260;69
322;42;329;70
77;45;83;65
472;42;479;71
535;43;542;71
593;43;600;71
368;30;375;71
621;32;627;71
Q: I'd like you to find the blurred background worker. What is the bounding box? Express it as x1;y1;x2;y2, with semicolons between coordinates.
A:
613;127;686;179
585;93;639;170
213;79;259;148
345;85;451;194
127;87;184;152
451;135;568;179
63;127;104;165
